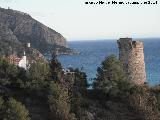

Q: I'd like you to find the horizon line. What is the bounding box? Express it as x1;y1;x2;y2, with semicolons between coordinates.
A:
67;37;160;41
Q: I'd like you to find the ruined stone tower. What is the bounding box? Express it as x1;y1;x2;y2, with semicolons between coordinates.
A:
117;38;146;85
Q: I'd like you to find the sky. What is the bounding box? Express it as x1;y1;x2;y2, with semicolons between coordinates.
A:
0;0;160;40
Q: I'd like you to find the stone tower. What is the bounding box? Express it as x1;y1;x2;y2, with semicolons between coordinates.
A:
117;38;146;85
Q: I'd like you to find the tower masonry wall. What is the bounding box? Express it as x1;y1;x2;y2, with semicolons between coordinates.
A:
117;38;146;85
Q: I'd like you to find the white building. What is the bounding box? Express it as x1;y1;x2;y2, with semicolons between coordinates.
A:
27;43;31;48
18;51;27;70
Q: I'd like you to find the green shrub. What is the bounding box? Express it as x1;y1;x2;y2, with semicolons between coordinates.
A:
3;98;30;120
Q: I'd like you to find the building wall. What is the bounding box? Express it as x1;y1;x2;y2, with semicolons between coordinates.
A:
18;56;27;70
117;38;146;85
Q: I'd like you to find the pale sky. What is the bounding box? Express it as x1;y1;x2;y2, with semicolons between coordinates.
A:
0;0;160;40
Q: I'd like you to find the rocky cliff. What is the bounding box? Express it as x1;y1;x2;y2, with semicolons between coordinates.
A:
0;23;23;55
0;7;69;54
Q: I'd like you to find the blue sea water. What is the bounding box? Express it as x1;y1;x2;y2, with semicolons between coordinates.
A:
58;38;160;86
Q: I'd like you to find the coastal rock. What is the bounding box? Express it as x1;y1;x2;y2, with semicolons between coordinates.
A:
0;7;68;53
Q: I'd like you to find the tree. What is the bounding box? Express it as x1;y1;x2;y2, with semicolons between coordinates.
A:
0;96;4;109
71;68;88;97
49;57;63;81
93;54;128;94
47;81;76;120
3;98;30;120
68;68;88;120
0;57;19;85
26;60;51;89
0;96;4;118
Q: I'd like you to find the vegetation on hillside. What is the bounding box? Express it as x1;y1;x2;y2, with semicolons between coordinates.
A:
0;97;30;120
0;55;160;120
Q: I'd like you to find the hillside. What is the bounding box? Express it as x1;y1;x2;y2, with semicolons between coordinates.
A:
0;56;160;120
0;7;72;55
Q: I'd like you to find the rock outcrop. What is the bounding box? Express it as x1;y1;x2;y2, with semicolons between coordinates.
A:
0;23;23;55
0;7;68;54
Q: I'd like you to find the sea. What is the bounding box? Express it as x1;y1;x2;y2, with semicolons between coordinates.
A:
57;38;160;86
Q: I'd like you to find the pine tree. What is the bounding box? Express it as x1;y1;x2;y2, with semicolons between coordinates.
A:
94;54;128;93
49;56;62;81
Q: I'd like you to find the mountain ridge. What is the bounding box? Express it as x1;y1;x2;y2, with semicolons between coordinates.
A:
0;7;71;55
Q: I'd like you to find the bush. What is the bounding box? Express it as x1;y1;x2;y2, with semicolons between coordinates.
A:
0;97;30;120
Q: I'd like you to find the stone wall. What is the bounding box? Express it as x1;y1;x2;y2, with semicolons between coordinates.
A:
117;38;146;85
